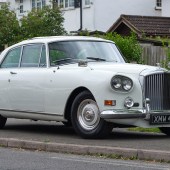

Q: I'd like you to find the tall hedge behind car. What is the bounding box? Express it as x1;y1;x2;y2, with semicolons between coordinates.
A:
103;33;142;63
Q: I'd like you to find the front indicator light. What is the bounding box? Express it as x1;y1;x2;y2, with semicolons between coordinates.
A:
104;100;116;106
124;97;134;108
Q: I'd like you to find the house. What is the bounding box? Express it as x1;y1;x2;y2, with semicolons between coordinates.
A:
3;0;170;33
0;0;6;7
107;15;170;38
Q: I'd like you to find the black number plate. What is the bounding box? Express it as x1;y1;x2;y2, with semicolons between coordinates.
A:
150;114;170;125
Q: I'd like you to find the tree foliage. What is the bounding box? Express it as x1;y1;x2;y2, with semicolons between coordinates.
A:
0;4;20;46
20;6;66;39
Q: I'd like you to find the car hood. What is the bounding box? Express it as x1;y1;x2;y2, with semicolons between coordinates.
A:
87;62;167;75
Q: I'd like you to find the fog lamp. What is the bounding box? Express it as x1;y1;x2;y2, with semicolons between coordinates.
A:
124;97;134;108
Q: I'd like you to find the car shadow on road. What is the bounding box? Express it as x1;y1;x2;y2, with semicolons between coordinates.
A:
2;120;168;140
4;121;76;137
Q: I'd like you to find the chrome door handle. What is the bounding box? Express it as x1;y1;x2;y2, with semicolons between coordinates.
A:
10;71;17;75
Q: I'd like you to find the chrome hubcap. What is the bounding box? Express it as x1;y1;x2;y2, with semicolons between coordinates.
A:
77;99;100;130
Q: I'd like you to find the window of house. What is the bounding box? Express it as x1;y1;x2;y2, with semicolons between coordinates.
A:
32;0;36;8
32;0;46;9
19;0;24;14
85;0;90;6
57;0;74;9
42;0;46;7
37;2;41;9
20;5;24;13
156;0;162;7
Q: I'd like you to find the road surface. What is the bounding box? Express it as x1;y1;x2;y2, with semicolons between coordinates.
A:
0;147;170;170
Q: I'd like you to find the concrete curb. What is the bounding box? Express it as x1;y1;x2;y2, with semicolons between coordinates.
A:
0;137;170;161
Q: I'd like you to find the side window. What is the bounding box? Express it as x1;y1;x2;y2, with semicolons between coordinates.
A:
1;47;21;68
39;45;47;67
49;42;69;66
21;44;42;67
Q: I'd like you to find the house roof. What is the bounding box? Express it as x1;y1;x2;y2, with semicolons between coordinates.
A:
107;15;170;37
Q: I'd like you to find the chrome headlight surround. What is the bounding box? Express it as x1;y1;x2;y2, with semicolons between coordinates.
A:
111;75;133;92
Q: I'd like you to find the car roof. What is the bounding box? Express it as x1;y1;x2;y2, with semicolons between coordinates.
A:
12;36;113;47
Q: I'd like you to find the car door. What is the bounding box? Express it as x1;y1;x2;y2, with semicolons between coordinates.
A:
1;44;47;113
0;46;21;110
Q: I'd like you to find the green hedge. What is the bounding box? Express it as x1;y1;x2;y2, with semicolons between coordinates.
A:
103;32;142;63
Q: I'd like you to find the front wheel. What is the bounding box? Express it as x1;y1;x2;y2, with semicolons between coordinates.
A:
71;91;113;139
159;127;170;136
0;115;7;129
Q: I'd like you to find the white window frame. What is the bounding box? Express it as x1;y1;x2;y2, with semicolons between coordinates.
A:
19;0;24;14
57;0;74;9
32;0;46;9
155;0;162;10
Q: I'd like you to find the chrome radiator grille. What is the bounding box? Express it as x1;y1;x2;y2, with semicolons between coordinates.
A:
144;73;170;110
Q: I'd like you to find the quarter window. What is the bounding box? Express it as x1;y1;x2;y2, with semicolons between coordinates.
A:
1;47;21;68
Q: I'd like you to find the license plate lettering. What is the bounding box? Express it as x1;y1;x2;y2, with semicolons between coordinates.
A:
150;114;170;125
153;115;166;123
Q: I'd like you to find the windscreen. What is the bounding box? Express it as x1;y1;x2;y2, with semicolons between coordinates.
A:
48;40;125;66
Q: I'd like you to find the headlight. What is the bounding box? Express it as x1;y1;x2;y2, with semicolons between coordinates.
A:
111;75;133;92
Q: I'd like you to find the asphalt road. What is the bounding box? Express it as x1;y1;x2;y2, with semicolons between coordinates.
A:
0;147;170;170
0;118;170;151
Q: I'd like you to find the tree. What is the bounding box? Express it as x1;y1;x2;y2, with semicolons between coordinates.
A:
0;3;20;47
21;5;66;39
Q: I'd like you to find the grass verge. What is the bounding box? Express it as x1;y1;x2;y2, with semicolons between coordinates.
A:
128;127;161;133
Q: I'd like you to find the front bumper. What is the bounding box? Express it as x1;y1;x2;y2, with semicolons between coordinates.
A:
100;110;147;119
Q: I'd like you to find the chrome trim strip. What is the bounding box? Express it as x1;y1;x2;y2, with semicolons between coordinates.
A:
0;108;66;121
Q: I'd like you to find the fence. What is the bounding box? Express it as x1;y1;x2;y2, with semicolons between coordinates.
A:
140;44;168;66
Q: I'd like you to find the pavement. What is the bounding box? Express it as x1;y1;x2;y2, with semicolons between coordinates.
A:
0;119;170;162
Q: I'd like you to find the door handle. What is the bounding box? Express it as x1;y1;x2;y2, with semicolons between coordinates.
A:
10;71;17;75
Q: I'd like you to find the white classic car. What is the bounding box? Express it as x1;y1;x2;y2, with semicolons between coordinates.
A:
0;36;170;139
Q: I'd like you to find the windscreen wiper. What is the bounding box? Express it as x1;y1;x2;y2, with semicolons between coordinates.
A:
51;58;76;65
86;57;106;61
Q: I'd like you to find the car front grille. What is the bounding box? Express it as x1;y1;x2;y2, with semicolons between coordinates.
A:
144;73;170;111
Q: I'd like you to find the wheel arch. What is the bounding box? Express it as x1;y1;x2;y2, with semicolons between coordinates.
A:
64;87;94;122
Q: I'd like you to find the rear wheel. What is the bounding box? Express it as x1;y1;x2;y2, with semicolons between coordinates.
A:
159;127;170;136
0;115;7;129
71;91;113;139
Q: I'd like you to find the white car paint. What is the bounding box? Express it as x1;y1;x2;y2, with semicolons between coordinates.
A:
0;36;170;138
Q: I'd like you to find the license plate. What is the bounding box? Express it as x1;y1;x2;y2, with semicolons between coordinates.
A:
150;114;170;125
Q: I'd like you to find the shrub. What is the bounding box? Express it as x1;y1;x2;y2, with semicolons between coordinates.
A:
103;32;142;63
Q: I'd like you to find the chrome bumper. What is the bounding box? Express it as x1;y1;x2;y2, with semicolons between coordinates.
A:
100;110;170;120
100;110;147;119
